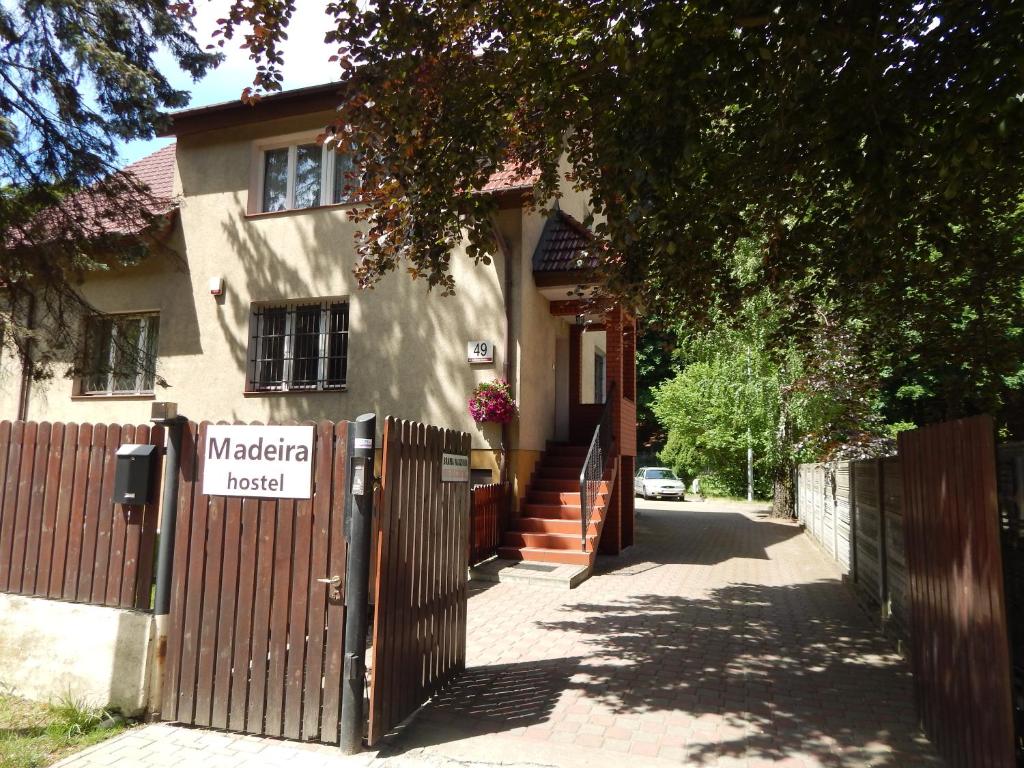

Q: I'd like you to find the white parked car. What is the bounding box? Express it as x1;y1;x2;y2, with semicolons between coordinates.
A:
634;467;686;500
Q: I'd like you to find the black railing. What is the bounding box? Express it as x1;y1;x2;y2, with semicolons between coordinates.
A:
579;383;616;549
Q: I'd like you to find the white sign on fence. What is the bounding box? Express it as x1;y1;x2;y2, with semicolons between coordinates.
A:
202;425;316;499
441;453;470;483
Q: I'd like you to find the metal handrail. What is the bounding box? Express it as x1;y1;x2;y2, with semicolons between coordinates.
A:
579;382;616;549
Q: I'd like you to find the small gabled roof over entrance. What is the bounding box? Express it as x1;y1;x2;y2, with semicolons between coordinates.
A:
532;209;598;287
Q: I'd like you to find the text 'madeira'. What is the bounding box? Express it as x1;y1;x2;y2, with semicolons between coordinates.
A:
203;424;315;499
442;453;469;483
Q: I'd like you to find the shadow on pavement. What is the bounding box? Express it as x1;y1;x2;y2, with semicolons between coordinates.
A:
379;503;939;766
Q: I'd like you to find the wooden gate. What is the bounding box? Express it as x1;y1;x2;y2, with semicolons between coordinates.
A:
899;415;1015;768
161;420;350;743
367;418;471;745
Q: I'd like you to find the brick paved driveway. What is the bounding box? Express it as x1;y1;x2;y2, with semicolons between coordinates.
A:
55;498;941;768
381;498;942;768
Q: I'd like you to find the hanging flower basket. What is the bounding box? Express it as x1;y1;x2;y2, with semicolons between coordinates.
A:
468;379;518;424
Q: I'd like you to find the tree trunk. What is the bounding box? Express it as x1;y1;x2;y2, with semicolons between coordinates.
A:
771;388;795;518
772;470;795;518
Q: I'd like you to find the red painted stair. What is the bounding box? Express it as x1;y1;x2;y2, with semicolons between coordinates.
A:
497;443;611;567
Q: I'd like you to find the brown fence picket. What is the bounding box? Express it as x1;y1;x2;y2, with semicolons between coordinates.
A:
49;423;77;600
319;420;349;744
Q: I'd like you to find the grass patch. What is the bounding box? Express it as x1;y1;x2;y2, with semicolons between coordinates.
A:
0;692;129;768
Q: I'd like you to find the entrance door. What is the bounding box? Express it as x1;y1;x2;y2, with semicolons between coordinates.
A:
555;336;570;442
161;421;351;743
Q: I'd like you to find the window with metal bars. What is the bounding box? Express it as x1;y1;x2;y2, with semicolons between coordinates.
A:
247;300;349;392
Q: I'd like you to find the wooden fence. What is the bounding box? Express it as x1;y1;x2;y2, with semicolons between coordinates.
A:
161;421;350;743
796;457;909;636
469;482;508;566
997;442;1024;759
368;418;471;745
900;415;1015;768
0;420;162;610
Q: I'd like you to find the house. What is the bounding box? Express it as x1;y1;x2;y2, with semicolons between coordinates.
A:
0;82;637;560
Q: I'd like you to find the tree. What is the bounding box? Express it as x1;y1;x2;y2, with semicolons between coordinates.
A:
1;1;218;374
219;1;1024;437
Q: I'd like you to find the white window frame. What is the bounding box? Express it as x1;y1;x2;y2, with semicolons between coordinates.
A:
81;313;159;396
251;132;357;214
246;298;350;393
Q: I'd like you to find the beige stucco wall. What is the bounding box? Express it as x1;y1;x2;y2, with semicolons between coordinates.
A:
13;113;512;449
3;114;595;461
0;593;153;715
0;339;21;421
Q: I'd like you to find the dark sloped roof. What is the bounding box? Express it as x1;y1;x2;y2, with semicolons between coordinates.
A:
532;210;597;273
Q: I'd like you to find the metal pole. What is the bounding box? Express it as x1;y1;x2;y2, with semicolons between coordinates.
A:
153;416;184;615
339;413;376;754
746;349;754;502
149;411;185;718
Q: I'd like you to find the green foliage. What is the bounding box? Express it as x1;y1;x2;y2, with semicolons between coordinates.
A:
0;693;123;768
1;1;218;367
45;694;108;740
653;348;780;499
222;1;1024;447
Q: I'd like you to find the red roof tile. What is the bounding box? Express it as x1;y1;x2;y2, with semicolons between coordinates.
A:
122;142;176;202
481;164;540;193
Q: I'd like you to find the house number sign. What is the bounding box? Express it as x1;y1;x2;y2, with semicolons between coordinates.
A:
467;341;494;364
202;424;315;499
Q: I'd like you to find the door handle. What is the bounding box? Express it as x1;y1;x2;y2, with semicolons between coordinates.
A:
317;574;342;599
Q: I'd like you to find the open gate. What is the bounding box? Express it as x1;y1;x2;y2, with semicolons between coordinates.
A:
367;418;471;745
160;416;471;749
899;415;1015;768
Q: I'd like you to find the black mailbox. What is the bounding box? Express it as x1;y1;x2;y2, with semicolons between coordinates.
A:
114;444;157;505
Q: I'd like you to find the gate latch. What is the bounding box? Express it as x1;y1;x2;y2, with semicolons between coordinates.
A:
316;574;342;599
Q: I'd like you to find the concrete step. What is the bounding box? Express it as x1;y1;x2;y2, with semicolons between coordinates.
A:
544;443;589;457
534;466;583;480
469;558;592;589
503;531;598;551
541;454;587;469
521;502;585;519
496;545;592;567
515;517;601;536
531;478;610;493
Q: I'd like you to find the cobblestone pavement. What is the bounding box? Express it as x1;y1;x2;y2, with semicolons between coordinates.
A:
55;499;942;768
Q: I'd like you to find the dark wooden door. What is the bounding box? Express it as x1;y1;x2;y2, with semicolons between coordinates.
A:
899;415;1015;768
161;420;350;743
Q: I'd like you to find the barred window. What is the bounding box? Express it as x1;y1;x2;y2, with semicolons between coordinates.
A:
81;313;159;395
247;300;349;392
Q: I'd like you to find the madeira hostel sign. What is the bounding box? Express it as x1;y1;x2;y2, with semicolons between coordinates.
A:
202;425;315;499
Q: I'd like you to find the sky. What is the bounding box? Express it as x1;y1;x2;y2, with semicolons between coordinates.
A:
120;1;338;166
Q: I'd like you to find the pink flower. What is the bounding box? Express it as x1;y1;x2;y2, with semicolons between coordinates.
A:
468;379;518;424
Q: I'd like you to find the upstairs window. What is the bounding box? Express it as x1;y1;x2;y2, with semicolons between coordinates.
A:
258;141;358;213
81;313;159;395
247;300;349;392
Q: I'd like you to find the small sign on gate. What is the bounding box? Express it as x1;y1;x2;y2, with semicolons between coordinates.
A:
202;424;315;499
441;453;469;483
